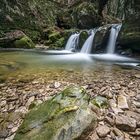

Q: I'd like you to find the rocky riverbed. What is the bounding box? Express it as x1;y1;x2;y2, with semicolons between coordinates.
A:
0;65;140;140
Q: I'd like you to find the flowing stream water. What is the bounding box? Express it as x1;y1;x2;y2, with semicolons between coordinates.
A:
0;50;139;83
106;24;122;54
65;33;80;51
80;29;97;53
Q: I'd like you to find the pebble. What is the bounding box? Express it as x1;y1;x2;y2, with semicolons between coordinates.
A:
5;133;15;140
26;96;35;107
96;125;110;137
89;131;99;140
133;101;140;108
117;95;129;109
11;126;18;133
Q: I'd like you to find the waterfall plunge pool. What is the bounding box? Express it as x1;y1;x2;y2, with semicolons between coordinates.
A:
0;49;140;83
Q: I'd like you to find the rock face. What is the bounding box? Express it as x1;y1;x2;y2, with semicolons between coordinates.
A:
106;0;140;53
14;86;97;140
72;2;100;29
0;0;59;35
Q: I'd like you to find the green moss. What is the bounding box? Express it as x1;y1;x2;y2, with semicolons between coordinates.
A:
79;31;88;49
14;36;35;48
91;96;108;108
49;32;61;42
55;37;65;47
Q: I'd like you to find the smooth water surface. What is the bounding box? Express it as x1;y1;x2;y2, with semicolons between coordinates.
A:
0;50;139;82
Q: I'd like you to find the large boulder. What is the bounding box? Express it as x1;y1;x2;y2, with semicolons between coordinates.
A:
14;86;97;140
0;30;35;48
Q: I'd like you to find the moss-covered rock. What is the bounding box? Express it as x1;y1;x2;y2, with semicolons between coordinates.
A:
78;31;89;50
0;30;35;48
91;96;108;108
14;86;97;140
14;36;35;48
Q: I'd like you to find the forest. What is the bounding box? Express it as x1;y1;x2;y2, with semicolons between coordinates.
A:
0;0;140;140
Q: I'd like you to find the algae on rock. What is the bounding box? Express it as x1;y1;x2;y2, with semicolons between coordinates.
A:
14;86;98;140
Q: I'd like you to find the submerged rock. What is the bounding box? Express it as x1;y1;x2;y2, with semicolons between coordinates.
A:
14;86;97;140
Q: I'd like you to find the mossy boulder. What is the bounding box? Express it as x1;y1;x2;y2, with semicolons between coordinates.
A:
14;36;35;48
14;86;97;140
0;30;35;48
78;31;89;50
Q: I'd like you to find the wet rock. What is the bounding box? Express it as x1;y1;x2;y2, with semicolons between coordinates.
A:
115;115;136;132
96;125;110;138
14;86;97;140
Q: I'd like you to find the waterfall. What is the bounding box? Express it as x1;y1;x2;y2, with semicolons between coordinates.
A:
65;33;80;51
106;24;122;54
80;29;97;54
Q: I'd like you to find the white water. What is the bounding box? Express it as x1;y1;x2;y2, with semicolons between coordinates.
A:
106;24;122;54
80;30;97;53
65;33;80;51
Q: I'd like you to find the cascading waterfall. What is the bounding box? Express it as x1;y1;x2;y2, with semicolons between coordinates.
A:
65;33;80;51
64;24;122;54
80;29;97;54
106;24;122;54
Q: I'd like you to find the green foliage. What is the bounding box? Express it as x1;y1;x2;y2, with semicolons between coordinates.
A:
49;32;61;42
23;30;41;42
